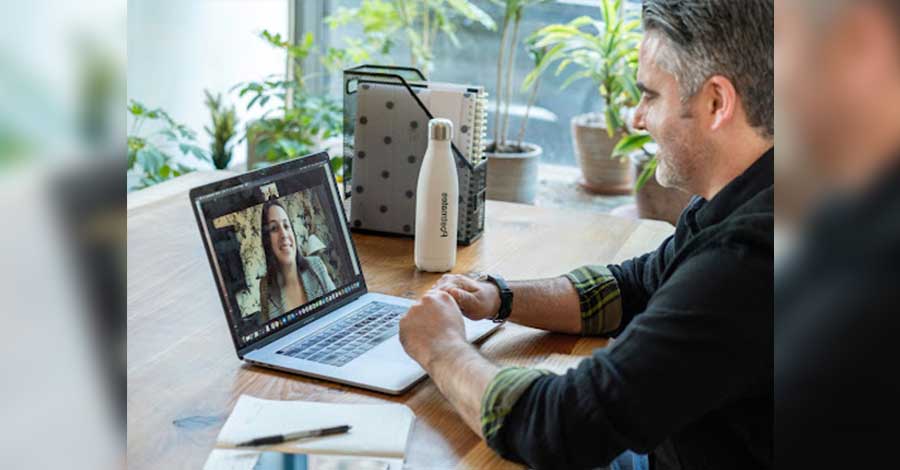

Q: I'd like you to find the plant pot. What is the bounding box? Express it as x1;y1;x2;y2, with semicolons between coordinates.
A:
631;154;694;225
571;113;632;194
485;141;542;204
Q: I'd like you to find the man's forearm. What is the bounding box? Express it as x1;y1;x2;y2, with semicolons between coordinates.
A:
426;341;500;437
506;277;582;334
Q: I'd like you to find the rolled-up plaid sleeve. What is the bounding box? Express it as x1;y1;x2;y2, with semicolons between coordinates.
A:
563;265;623;336
481;367;552;446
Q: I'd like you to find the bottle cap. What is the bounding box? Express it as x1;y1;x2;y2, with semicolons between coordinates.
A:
429;118;453;141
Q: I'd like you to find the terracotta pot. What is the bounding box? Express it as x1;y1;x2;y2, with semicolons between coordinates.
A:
485;142;542;204
631;154;694;225
571;113;632;194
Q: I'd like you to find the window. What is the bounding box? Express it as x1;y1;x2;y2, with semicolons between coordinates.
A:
318;0;641;167
127;0;289;169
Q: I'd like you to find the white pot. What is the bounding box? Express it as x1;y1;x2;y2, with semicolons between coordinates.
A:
485;142;542;205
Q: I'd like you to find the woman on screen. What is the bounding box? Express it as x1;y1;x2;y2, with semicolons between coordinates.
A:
259;199;335;321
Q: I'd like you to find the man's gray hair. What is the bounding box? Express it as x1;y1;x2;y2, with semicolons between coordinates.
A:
642;0;774;138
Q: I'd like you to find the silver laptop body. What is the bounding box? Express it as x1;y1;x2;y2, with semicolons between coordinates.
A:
190;152;498;395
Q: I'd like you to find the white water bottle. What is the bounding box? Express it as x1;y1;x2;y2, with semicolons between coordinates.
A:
415;118;459;272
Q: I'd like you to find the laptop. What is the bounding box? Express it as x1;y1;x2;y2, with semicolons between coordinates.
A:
189;152;499;394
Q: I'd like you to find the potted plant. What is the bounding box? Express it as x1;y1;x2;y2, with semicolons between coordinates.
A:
612;134;693;224
484;0;550;204
235;31;343;177
203;89;238;170
126;99;209;190
324;0;496;75
524;0;641;194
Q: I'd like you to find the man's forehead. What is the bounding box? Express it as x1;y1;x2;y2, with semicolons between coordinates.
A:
638;33;667;81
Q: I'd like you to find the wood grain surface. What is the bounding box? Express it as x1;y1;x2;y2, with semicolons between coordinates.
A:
127;171;673;470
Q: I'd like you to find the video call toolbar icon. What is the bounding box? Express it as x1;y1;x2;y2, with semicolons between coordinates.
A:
242;281;366;346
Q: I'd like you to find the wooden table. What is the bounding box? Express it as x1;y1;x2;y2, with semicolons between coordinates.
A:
127;171;674;470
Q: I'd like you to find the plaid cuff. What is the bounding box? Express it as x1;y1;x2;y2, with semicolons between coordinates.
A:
563;265;623;336
481;367;552;444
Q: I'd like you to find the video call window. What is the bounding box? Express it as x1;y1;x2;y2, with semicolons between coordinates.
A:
196;161;362;347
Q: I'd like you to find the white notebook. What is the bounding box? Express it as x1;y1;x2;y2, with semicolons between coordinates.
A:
203;395;415;469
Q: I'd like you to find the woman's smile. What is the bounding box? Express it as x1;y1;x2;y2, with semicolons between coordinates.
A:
266;204;297;266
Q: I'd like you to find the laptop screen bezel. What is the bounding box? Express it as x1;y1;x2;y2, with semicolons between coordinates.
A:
189;151;369;358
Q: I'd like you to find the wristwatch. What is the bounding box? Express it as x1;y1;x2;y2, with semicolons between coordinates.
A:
478;274;513;323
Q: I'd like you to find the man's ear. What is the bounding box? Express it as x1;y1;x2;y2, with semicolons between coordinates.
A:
703;75;738;131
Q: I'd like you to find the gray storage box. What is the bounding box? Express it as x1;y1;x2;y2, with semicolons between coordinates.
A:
342;65;487;245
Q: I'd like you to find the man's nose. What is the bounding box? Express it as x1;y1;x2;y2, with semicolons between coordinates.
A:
632;105;646;131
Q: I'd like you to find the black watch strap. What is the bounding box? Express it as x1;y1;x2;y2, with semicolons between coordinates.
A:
483;274;513;323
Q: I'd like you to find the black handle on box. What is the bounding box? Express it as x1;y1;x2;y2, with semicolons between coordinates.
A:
345;64;427;81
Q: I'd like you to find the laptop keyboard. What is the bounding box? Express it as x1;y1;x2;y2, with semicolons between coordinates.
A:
276;301;407;367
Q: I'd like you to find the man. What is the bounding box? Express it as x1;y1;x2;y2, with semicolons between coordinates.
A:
399;1;774;469
775;1;900;468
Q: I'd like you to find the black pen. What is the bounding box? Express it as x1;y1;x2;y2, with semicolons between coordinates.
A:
234;424;351;447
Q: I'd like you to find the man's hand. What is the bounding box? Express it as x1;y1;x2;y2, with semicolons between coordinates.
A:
433;274;500;321
399;289;468;369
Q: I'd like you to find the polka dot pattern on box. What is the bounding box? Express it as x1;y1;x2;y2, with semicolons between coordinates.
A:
347;79;487;243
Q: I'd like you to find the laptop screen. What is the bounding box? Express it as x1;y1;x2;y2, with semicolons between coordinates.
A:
193;155;364;350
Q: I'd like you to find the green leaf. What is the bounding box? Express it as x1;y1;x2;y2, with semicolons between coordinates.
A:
522;42;565;89
635;156;658;191
446;0;496;30
612;133;653;158
137;147;165;174
330;155;344;174
559;69;592;90
128;100;146;116
179;143;209;162
604;106;619;137
127;136;145;152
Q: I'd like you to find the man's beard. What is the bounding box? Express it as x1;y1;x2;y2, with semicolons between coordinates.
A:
655;140;698;192
655;151;685;190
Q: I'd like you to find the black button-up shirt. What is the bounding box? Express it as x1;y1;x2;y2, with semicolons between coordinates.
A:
482;149;774;470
